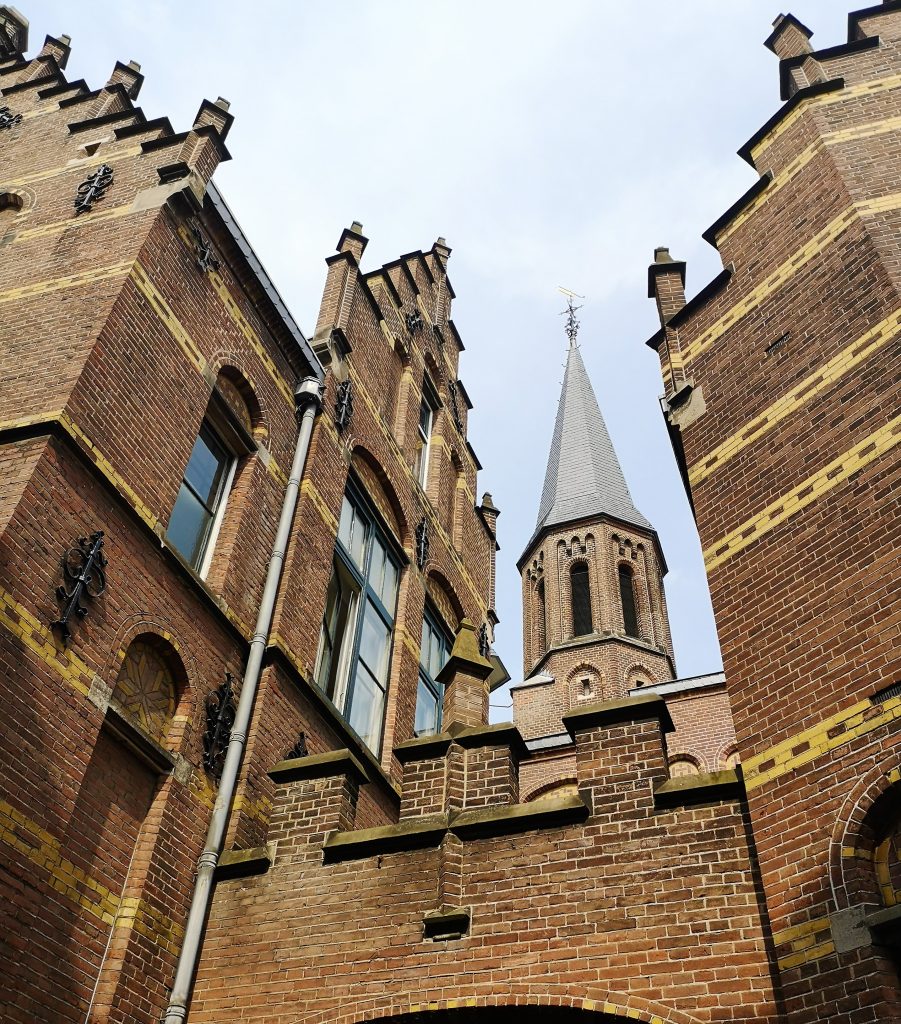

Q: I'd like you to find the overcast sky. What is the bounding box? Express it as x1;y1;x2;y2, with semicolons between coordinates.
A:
33;1;854;712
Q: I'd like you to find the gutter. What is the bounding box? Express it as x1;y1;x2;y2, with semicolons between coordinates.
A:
163;376;322;1023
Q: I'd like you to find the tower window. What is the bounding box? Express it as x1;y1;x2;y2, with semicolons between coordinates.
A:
570;563;593;637
536;579;547;654
414;606;450;737
619;564;639;639
314;487;400;755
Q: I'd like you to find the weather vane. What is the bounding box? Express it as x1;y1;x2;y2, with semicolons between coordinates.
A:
558;286;585;347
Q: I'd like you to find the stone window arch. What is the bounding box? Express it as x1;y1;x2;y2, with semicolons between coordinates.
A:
112;634;185;746
668;753;703;778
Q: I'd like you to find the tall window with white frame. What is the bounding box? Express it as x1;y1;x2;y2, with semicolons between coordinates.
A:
168;392;253;576
415;606;450;736
414;380;439;490
314;486;400;754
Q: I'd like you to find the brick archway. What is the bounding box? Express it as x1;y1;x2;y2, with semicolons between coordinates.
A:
290;990;702;1024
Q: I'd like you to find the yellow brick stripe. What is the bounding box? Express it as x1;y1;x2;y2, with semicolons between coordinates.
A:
772;915;834;971
744;695;901;792
395;624;423;664
685;193;901;365
176;224;295;407
690;309;901;486
131;261;206;373
703;414;901;572
0;796;182;948
8;202;135;243
59;412;159;529
300;478;338;532
3;143;143;189
0;261;132;304
722;114;901;245
750;72;901;162
0;586;95;697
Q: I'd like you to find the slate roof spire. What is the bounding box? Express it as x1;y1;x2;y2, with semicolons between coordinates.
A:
531;316;652;544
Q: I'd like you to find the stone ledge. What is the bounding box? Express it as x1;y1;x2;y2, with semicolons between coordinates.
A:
653;769;743;809
103;702;176;775
322;793;590;861
269;748;370;786
864;902;901;943
450;793;588;840
451;721;528;758
214;844;274;881
563;694;674;737
323;814;448;863
394;733;454;763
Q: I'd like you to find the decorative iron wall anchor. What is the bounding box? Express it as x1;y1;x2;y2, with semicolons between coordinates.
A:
74;164;114;214
51;531;108;645
478;622;490;660
448;380;464;433
285;732;308;760
415;518;430;570
334;379;354;432
189;222;220;273
405;309;424;334
203;672;237;781
0;106;22;131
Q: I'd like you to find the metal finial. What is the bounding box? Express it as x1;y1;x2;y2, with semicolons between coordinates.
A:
558;286;585;348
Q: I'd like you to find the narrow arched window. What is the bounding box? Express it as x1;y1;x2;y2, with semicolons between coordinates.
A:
536;580;547;653
619;564;639;639
570;563;592;637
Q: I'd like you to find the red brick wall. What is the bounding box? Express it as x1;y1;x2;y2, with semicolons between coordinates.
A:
649;8;901;1021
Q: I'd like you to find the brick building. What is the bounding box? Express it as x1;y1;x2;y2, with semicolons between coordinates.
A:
0;3;898;1024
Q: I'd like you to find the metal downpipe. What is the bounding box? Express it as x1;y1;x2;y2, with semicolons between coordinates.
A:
163;376;322;1023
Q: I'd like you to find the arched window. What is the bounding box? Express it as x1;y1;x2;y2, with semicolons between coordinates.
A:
570;563;592;637
112;636;180;745
536;580;547;654
618;564;639;639
314;482;401;755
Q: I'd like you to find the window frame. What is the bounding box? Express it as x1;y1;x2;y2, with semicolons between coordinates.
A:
314;481;403;755
414;603;452;737
570;562;593;637
168;389;255;578
618;563;640;639
414;377;440;491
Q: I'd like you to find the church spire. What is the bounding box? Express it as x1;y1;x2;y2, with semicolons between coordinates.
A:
530;315;651;550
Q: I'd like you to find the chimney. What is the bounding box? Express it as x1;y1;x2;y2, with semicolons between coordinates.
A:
337;220;368;262
647;247;687;327
765;13;814;60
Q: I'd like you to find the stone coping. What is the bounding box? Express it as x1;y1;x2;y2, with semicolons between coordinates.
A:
562;693;675;737
653;769;743;809
214;844;275;881
451;721;528;758
393;733;454;763
864;903;901;934
322;794;588;862
269;748;370;786
323;814;448;862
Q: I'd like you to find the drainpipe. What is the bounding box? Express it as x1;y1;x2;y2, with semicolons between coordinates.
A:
163;375;322;1023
